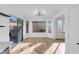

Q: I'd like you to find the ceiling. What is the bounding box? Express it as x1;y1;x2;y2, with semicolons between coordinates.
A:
0;4;75;20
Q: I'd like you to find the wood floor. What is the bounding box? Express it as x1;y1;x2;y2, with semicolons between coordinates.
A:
10;37;65;54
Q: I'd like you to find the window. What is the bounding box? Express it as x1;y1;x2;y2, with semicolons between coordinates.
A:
57;20;63;32
26;21;29;33
32;21;46;32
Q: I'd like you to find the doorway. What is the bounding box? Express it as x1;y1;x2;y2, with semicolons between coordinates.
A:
54;15;65;54
9;16;23;43
56;16;65;40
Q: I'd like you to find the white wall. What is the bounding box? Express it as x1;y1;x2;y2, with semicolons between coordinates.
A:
0;15;10;42
65;12;69;54
23;20;27;39
47;20;56;39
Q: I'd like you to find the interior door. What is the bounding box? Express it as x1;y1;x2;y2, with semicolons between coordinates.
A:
0;15;9;42
68;6;79;54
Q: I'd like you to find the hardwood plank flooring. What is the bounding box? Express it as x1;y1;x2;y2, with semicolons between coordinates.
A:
20;43;43;54
44;43;59;54
11;37;65;54
55;43;65;54
22;37;65;54
10;43;31;54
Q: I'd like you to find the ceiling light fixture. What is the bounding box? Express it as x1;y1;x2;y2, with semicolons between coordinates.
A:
34;9;45;16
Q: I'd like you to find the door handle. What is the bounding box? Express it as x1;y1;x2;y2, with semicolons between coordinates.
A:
0;26;5;27
76;43;79;45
